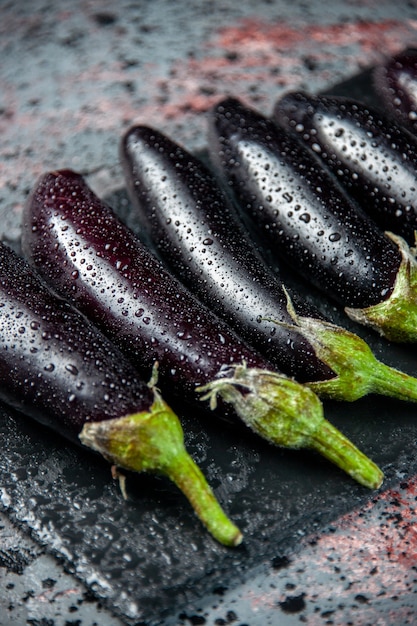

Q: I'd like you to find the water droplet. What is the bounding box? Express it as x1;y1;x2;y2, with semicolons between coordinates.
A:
71;270;79;279
299;213;310;223
44;363;55;372
202;238;213;246
65;364;79;376
329;233;341;242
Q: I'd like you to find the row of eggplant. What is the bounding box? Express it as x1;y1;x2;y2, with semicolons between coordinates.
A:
2;52;417;546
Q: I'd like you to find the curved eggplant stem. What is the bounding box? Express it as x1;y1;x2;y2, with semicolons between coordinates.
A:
263;285;417;403
79;389;242;547
197;362;383;490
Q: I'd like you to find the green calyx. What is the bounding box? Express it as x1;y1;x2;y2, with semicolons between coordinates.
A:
345;232;417;343
268;286;417;403
197;362;383;490
79;388;242;548
284;309;417;403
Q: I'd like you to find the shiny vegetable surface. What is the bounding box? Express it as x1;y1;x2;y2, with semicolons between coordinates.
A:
373;51;417;134
121;124;417;403
21;169;383;489
274;91;417;246
208;97;417;343
121;124;334;385
0;240;242;546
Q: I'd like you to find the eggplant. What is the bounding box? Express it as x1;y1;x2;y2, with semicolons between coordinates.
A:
373;51;417;134
120;124;417;404
273;91;417;247
21;169;383;490
208;96;417;343
0;240;242;546
120;126;335;384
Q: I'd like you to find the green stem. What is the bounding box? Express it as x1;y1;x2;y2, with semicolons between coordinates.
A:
345;232;417;343
312;421;382;489
79;391;242;547
287;313;417;403
197;363;383;489
270;286;417;402
167;450;242;547
368;361;417;402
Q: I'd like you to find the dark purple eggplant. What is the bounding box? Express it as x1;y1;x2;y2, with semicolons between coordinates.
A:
20;169;383;490
120;125;336;384
208;97;417;343
373;51;417;133
273;91;417;247
0;240;242;546
120;124;417;404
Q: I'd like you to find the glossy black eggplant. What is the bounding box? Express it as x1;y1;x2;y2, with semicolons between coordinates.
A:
0;240;242;546
274;91;417;246
121;125;335;385
373;51;417;134
120;124;417;404
21;169;383;490
208;97;417;343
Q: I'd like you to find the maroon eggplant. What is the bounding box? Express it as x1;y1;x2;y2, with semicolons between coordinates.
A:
0;240;243;546
273;91;417;246
373;51;417;134
20;169;383;490
208;97;417;343
120;124;417;404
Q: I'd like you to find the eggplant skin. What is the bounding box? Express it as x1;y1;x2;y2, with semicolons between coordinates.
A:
373;52;417;134
120;125;335;384
208;97;402;310
0;241;154;443
21;170;270;402
274;91;417;246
